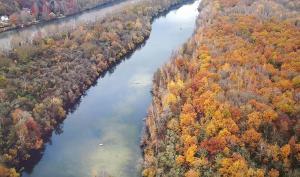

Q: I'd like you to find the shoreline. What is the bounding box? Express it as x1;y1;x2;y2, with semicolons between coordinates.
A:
16;0;196;174
141;0;300;176
0;0;126;35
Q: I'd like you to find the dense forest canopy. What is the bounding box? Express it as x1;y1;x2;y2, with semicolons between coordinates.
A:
0;0;121;30
142;0;300;176
0;0;299;176
0;0;189;176
0;0;117;16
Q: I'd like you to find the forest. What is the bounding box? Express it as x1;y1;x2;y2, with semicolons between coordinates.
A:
142;0;300;176
0;0;191;176
0;0;120;32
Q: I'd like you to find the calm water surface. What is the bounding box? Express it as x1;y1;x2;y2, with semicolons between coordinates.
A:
0;0;136;51
22;1;200;176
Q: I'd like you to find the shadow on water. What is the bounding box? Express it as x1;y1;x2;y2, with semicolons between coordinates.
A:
20;39;149;174
20;33;148;175
19;0;197;174
66;34;149;115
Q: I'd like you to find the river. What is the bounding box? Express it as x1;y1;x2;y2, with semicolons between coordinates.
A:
22;0;200;176
0;0;136;51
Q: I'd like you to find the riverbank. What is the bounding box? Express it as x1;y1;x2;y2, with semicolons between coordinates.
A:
0;0;139;51
0;0;124;34
142;0;300;176
21;2;200;176
0;0;194;175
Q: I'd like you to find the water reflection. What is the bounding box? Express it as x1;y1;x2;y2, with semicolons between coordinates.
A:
129;73;152;88
22;0;200;177
168;0;199;23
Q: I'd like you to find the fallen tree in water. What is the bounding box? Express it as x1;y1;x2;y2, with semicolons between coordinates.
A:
0;0;192;175
142;0;300;176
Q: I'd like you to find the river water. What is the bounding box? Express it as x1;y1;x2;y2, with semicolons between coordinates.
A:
0;0;136;51
22;0;200;176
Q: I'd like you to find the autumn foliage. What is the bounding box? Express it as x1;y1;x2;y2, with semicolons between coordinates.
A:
142;0;300;176
0;0;188;174
0;0;119;30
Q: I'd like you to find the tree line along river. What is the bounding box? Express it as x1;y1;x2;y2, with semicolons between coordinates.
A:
16;0;201;176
